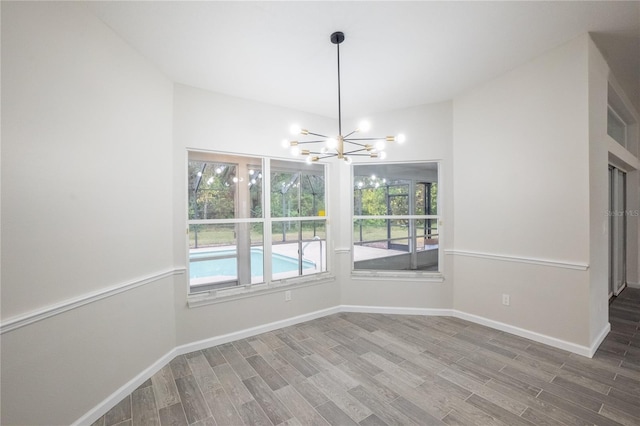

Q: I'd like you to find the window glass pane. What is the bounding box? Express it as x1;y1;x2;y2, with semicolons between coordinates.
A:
301;220;327;275
271;220;327;280
271;221;300;280
189;223;264;291
300;173;325;217
415;183;438;215
354;163;437;216
415;220;438;271
271;171;300;217
189;161;237;220
189;223;238;290
271;160;325;217
388;189;409;215
608;107;626;147
429;183;438;215
354;184;387;215
353;219;410;270
353;219;438;271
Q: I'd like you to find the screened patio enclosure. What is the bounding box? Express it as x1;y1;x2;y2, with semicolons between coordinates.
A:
353;162;439;272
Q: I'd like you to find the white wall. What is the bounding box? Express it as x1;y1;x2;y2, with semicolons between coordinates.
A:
452;35;596;346
1;3;175;424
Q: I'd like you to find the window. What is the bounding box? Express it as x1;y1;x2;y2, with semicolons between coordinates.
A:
187;152;327;293
270;160;327;280
608;106;627;148
353;162;439;272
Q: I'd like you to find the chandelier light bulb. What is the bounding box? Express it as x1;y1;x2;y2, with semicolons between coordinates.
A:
375;140;386;151
305;156;313;164
326;138;338;149
344;156;353;165
290;124;303;135
320;147;329;154
358;120;371;132
396;133;406;144
379;151;387;160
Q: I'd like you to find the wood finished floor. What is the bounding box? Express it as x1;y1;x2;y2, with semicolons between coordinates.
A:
92;288;640;426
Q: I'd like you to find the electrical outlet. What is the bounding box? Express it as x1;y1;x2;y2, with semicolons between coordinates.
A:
502;294;510;306
285;290;292;302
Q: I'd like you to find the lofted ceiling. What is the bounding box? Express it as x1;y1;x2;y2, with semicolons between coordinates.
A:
88;1;640;118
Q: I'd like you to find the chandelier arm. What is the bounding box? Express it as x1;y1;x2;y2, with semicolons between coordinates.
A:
307;131;329;138
344;130;358;138
296;140;327;144
343;148;368;155
345;153;376;157
344;140;368;148
345;137;389;141
317;153;339;160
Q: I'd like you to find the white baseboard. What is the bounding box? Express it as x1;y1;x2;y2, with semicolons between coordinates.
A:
73;348;178;426
627;281;640;289
75;304;610;424
452;310;597;358
174;306;341;356
588;322;612;358
341;305;453;317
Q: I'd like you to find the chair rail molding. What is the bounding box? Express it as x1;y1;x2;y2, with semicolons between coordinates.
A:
0;268;186;334
445;249;589;271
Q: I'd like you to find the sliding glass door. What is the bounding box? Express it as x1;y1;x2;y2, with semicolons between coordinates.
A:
609;166;627;297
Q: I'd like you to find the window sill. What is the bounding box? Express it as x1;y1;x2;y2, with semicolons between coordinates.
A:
187;273;336;308
350;270;445;282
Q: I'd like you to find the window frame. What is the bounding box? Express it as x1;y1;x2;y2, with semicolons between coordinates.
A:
186;150;331;304
351;161;443;280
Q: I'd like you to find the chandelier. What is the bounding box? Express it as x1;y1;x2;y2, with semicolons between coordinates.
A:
283;31;405;164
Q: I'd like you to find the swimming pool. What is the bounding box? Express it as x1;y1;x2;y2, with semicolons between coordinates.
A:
189;248;315;279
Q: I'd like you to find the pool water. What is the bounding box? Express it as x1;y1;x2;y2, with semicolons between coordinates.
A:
189;248;315;279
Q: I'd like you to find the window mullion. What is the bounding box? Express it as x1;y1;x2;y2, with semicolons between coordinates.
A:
263;158;272;285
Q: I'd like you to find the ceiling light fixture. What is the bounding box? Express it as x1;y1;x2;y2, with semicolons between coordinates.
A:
283;31;405;164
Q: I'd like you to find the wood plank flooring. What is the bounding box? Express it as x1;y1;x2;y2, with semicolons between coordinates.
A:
92;288;640;425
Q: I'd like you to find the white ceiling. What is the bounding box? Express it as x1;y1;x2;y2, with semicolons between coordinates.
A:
89;1;640;118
